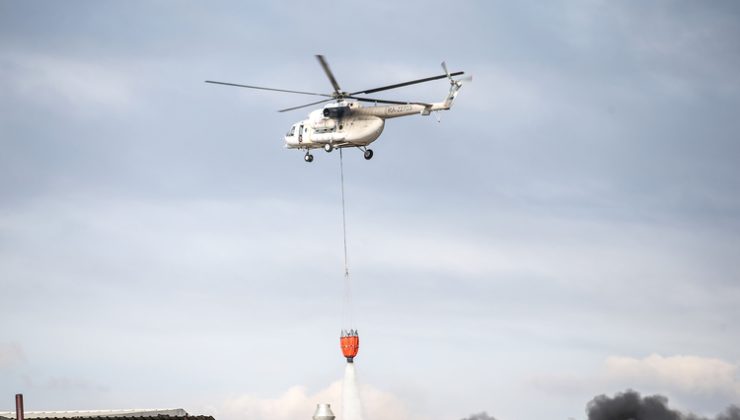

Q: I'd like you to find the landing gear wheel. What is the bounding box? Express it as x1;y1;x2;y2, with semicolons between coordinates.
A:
363;149;374;160
304;153;314;163
324;144;333;153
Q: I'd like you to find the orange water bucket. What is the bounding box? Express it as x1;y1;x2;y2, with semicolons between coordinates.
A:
340;331;359;362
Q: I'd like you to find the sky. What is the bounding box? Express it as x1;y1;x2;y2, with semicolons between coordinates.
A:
1;1;739;420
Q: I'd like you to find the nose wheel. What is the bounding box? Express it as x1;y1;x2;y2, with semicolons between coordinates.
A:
304;152;314;163
363;149;373;160
324;144;333;153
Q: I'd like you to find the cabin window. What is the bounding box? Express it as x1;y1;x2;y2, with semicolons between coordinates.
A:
287;126;295;136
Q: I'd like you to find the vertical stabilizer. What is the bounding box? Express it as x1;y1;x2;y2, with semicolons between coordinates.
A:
430;61;467;112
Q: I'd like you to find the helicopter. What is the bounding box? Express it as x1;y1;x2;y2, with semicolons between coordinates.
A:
206;55;469;162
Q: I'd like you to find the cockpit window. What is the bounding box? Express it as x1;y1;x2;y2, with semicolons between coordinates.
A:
287;125;295;136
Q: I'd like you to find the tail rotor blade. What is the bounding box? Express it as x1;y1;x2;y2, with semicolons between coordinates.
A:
441;61;450;79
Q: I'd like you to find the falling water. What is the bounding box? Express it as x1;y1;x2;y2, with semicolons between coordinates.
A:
342;362;365;420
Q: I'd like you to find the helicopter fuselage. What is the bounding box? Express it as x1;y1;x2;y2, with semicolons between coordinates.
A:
283;82;461;152
284;102;384;150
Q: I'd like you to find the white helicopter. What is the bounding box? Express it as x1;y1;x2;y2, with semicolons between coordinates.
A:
206;55;468;162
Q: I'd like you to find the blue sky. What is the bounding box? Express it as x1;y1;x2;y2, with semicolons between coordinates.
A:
1;2;739;420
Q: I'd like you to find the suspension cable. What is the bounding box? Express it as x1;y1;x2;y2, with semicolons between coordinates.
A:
339;148;353;329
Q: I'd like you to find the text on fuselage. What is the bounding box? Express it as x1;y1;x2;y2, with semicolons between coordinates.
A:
385;105;413;115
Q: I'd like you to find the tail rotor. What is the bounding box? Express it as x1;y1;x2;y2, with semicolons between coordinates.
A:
441;61;472;87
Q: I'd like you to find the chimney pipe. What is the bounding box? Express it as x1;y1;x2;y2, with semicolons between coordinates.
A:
15;394;24;420
312;403;335;420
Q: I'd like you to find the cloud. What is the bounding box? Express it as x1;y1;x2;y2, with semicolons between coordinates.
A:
604;354;740;398
0;342;25;369
213;381;413;420
530;354;740;413
0;52;135;116
43;376;110;393
1;3;740;420
221;384;340;420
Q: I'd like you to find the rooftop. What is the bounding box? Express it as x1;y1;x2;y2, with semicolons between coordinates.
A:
0;409;209;420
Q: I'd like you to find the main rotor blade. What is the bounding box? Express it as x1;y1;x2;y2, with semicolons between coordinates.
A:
316;55;342;95
347;96;432;107
278;98;334;113
205;80;332;97
350;71;464;96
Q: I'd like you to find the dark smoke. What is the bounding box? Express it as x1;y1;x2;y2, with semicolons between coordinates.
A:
587;390;683;420
460;412;497;420
587;390;740;420
716;406;740;420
